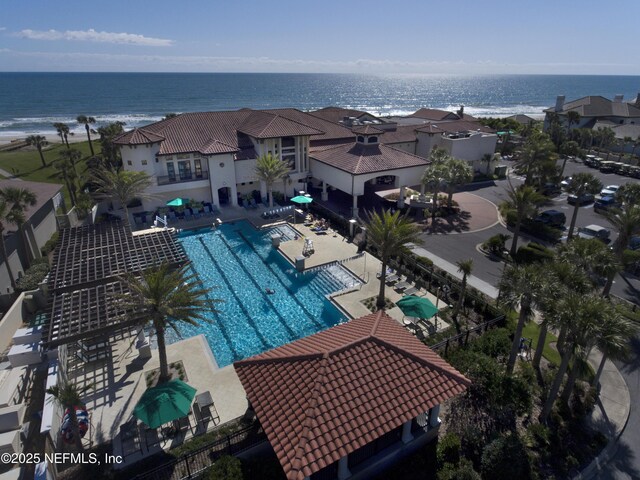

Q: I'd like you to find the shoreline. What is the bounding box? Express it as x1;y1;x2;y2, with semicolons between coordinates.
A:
0;133;91;146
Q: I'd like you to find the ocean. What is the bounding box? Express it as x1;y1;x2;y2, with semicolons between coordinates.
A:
0;72;639;138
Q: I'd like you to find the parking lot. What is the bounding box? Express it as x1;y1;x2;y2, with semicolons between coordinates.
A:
419;157;640;304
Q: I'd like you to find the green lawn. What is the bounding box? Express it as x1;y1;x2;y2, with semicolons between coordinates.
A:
522;321;561;366
0;140;96;209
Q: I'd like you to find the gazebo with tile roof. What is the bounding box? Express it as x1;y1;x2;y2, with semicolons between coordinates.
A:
235;311;470;480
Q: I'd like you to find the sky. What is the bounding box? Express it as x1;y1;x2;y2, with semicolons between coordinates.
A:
1;0;639;75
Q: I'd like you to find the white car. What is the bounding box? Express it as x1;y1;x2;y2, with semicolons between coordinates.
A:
600;185;620;197
577;224;611;243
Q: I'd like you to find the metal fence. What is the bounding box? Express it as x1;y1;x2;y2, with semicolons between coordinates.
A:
429;315;506;356
131;423;267;480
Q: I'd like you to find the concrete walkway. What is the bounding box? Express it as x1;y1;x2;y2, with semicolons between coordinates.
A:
0;167;22;180
409;245;500;299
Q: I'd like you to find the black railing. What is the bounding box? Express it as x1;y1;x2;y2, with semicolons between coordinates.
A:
157;171;209;186
131;423;267;480
429;315;506;355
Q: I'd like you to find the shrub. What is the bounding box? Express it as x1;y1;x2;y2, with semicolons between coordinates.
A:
438;459;481;480
514;243;554;264
481;434;531;480
41;231;59;256
483;234;510;255
471;327;511;359
437;432;461;467
207;455;243;480
15;259;50;292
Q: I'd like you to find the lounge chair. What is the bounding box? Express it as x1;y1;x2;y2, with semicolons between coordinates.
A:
385;274;400;285
250;198;258;208
211;205;221;214
403;286;419;296
141;426;161;451
120;422;142;459
394;277;414;291
173;416;191;437
168;211;177;222
183;210;193;221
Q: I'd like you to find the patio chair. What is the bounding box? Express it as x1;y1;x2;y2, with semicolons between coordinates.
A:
203;205;212;216
199;404;220;427
173;416;191;437
403;286;419;296
168;211;177;222
250;198;258;209
192;208;201;219
394;276;414;292
385;274;400;285
183;210;193;221
211;205;221;214
141;425;161;452
120;422;142;460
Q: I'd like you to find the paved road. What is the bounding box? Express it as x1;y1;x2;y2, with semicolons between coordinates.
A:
421;159;640;304
598;335;640;479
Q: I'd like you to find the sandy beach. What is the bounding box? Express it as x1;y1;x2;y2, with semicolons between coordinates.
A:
0;133;91;146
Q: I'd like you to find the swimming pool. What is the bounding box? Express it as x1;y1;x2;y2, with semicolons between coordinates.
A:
170;221;360;367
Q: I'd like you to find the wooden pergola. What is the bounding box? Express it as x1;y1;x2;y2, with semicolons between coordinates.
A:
43;221;188;347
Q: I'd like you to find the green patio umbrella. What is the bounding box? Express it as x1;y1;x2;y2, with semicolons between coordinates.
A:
133;379;197;428
291;195;313;204
166;197;189;207
396;295;438;319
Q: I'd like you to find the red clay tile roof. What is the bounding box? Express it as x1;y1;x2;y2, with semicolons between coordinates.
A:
379;125;421;143
352;125;384;135
310;106;378;124
544;95;640;118
114;109;351;156
237;110;325;139
310;142;428;175
235;311;469;480
113;128;165;145
416;120;494;134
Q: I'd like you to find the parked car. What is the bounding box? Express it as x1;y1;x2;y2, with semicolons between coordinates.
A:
629;236;640;251
539;183;561;196
584;156;603;168
577;224;611;243
560;177;572;189
594;195;620;212
534;209;566;227
599;161;616;173
600;185;620;197
568;193;595;205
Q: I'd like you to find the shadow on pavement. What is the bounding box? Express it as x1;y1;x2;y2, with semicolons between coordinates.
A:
597;441;640;480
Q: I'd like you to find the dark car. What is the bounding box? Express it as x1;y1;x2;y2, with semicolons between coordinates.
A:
539;183;561;196
594;195;620;212
534;209;566;227
568;193;595;205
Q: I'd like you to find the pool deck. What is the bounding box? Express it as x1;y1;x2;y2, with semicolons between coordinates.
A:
278;222;449;331
68;334;246;462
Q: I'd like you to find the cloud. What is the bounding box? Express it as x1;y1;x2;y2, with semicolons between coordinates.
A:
0;27;6;31
17;29;172;46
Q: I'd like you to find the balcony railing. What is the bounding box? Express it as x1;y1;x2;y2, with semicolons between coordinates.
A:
157;171;209;186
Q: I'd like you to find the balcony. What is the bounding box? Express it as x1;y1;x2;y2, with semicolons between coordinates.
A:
157;171;209;186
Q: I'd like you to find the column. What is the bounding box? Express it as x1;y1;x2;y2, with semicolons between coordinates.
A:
230;184;239;206
337;456;351;480
402;419;414;444
429;404;441;428
397;186;406;209
321;181;328;201
351;195;359;218
260;181;268;204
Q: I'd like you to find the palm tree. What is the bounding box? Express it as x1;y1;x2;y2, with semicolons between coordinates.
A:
566;172;602;239
77;115;96;155
0;199;18;291
421;154;449;224
558;140;580;177
451;259;473;335
515;132;557;187
498;263;546;375
444;158;473;207
602;205;640;295
46;380;92;451
92;167;153;228
119;263;216;383
591;312;636;389
566;110;581;135
366;209;422;309
0;187;38;264
481;153;494;176
597;127;616;160
500;183;545;257
53;156;78;207
254;153;291;208
26;135;49;167
617;183;640;207
53;122;70;148
631;136;640;160
59;148;82;177
97;122;126;168
540;293;603;422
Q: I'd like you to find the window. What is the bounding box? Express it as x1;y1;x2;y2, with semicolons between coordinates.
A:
177;154;190;159
357;136;365;143
142;159;148;165
368;136;378;144
194;159;202;178
127;160;132;166
167;162;176;181
178;161;191;180
281;136;296;170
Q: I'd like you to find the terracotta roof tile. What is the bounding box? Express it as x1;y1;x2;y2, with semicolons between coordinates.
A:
351;125;384;135
235;311;470;480
310;142;428;175
237;110;324;139
113;128;165;145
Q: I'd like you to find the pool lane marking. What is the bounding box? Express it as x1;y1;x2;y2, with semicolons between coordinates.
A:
186;261;242;361
235;229;324;330
214;233;300;340
197;237;271;351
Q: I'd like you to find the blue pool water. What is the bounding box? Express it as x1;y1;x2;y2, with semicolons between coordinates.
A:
170;221;360;367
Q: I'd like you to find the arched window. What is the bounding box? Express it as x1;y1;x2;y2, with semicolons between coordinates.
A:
368;136;378;144
357;136;365;143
